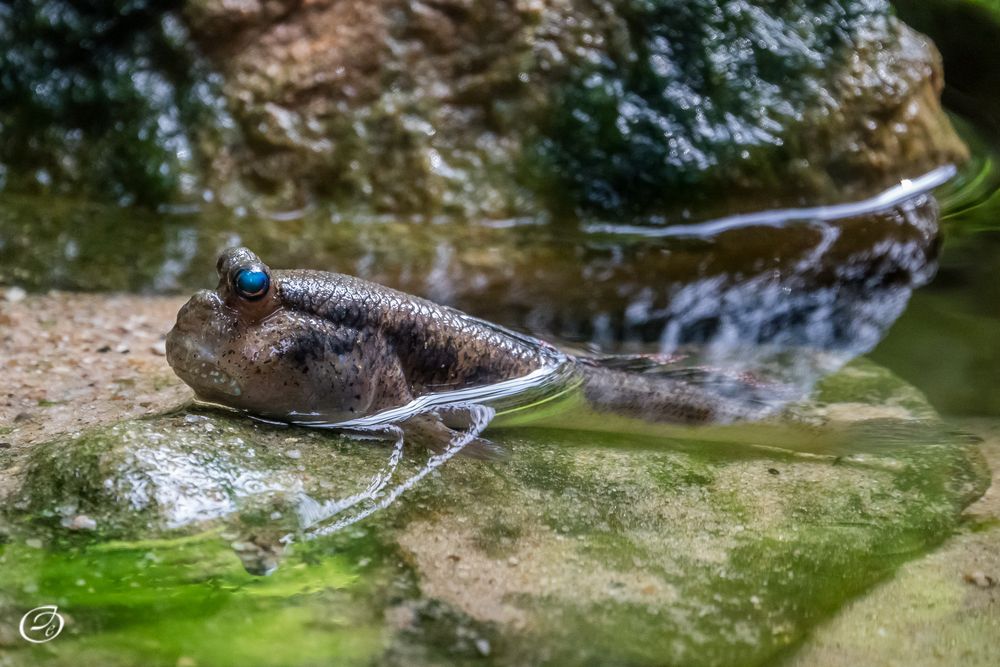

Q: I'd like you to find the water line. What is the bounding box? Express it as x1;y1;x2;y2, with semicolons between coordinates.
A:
583;165;957;238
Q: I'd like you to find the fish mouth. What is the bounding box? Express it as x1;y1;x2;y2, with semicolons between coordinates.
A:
165;330;243;398
165;289;243;398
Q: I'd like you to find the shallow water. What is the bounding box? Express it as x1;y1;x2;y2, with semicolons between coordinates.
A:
0;121;998;665
872;140;1000;417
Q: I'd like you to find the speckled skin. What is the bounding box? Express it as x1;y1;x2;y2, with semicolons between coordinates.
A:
167;248;766;427
167;248;560;424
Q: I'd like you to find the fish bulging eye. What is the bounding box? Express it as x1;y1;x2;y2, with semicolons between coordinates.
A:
234;268;269;300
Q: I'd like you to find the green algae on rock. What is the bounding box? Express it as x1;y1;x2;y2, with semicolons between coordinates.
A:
0;533;389;666
0;1;967;218
787;418;1000;667
0;360;988;666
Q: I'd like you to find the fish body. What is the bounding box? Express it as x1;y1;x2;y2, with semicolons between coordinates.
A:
166;248;770;432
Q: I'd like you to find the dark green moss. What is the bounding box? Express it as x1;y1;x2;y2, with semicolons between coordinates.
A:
0;0;963;217
529;0;895;215
0;0;225;207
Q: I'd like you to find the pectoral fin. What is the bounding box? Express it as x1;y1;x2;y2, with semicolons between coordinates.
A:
401;407;506;460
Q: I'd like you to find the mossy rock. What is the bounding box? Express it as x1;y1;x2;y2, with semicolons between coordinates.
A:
0;359;988;665
0;1;966;218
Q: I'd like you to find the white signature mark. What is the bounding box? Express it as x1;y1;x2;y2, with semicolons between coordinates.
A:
19;605;64;643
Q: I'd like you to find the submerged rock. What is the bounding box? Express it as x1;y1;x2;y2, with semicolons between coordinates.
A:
787;419;1000;667
0;360;988;666
0;1;967;218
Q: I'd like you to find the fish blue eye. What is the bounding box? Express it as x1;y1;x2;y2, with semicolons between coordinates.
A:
234;268;269;300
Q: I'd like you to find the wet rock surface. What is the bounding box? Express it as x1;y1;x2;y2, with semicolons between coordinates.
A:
0;1;967;217
0;290;188;450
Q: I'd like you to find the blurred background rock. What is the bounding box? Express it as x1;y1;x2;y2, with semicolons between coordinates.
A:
0;0;969;219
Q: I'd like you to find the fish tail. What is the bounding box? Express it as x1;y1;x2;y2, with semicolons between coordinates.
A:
575;357;782;425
